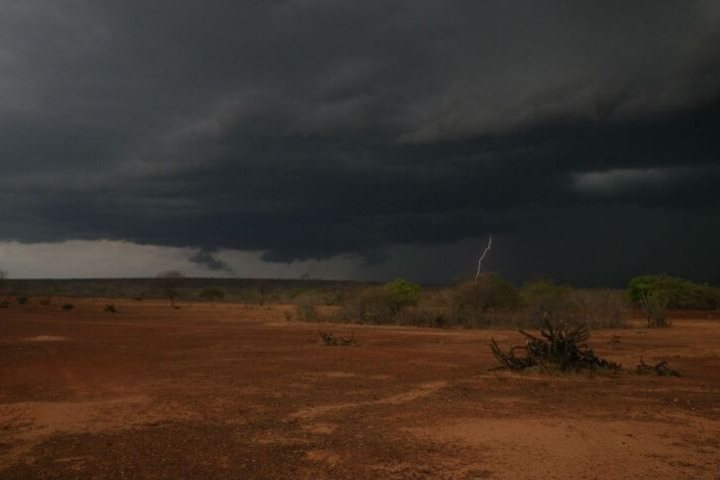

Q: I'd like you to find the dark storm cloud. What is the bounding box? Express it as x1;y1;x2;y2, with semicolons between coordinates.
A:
2;0;720;282
188;249;235;274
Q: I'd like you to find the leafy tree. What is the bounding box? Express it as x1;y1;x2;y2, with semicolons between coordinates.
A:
628;274;720;310
382;278;422;315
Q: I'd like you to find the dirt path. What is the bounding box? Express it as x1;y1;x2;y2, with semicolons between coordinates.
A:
1;299;719;479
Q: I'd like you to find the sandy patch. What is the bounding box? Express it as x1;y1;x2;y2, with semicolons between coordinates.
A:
24;336;68;343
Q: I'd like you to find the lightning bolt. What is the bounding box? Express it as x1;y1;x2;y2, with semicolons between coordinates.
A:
475;235;492;281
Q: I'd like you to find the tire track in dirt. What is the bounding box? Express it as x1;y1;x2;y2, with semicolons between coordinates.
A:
288;380;448;421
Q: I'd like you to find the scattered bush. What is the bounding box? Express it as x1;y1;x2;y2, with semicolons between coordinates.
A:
16;297;28;305
62;303;74;311
628;275;720;310
572;289;629;329
391;307;449;328
325;289;344;306
382;279;422;315
40;299;51;306
489;319;621;372
338;279;421;324
636;358;680;376
520;279;575;327
104;304;117;314
295;299;319;322
198;287;225;301
338;286;391;324
450;275;522;328
638;291;670;327
317;330;356;346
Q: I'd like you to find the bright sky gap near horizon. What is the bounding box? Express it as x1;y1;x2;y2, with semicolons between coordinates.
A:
1;1;719;286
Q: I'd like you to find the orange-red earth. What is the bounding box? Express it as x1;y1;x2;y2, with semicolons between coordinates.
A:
1;298;719;479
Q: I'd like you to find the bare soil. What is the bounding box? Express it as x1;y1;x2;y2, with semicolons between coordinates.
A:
1;298;719;479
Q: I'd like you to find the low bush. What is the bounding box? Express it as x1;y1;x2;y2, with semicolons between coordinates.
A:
198;287;225;301
449;274;522;328
489;320;621;372
317;330;356;346
338;279;422;324
638;291;670;327
338;286;392;324
392;307;449;328
572;289;629;329
628;275;720;310
520;279;575;327
295;299;320;322
331;276;626;330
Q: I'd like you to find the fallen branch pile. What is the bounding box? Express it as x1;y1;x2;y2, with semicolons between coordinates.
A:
636;358;680;377
318;330;356;346
489;320;621;372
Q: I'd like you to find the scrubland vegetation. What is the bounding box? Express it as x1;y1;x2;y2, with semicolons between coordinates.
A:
1;273;717;330
627;274;720;310
330;275;631;330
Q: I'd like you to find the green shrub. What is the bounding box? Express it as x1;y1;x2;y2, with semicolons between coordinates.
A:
382;279;422;315
324;289;344;306
628;275;720;310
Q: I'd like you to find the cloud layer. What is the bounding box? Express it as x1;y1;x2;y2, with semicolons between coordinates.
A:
2;1;720;284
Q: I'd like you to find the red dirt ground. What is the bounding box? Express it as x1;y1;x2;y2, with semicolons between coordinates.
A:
1;298;719;479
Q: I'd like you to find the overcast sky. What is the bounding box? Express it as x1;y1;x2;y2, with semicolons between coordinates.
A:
1;1;719;286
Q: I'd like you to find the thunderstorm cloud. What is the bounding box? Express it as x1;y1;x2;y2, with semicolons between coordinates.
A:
1;1;720;285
